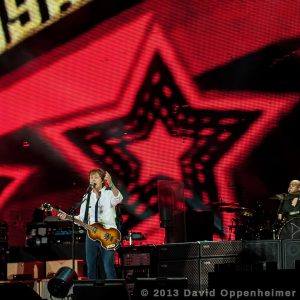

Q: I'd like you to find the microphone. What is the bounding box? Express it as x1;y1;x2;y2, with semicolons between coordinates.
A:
86;182;95;193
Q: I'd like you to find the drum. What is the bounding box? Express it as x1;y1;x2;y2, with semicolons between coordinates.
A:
277;217;300;239
255;226;274;240
235;224;255;240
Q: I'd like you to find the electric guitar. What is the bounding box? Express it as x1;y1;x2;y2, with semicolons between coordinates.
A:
40;203;121;251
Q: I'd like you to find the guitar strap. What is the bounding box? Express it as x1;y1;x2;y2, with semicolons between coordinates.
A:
83;192;91;223
95;191;101;222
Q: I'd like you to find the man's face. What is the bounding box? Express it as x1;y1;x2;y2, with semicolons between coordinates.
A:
288;181;300;194
89;172;103;189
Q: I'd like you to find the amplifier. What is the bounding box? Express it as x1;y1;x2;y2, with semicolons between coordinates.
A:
46;259;85;278
119;245;158;281
158;242;200;260
119;245;157;267
199;240;243;257
122;266;156;282
200;256;240;290
158;259;200;290
282;239;300;269
208;269;300;291
122;252;151;266
243;239;282;270
7;261;45;280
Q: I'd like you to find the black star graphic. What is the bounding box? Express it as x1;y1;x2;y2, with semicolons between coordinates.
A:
65;53;260;236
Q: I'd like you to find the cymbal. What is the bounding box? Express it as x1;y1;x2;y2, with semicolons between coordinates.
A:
268;193;285;200
269;193;300;201
218;206;252;212
240;208;255;217
211;202;240;207
218;206;255;217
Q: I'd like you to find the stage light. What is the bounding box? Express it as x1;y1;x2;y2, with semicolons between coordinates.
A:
47;267;78;298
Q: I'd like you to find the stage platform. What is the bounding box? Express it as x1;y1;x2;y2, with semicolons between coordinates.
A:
1;239;300;299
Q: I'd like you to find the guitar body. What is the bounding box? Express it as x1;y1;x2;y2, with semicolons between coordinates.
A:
40;203;121;251
87;223;121;251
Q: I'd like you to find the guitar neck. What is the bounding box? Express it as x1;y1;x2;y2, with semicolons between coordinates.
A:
51;207;92;231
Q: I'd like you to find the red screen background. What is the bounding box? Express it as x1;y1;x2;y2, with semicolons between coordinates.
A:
1;0;300;246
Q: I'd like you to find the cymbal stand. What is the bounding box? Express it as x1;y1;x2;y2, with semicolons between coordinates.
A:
228;218;240;241
228;218;235;241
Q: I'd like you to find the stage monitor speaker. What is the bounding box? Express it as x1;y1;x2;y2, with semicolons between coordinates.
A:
73;279;129;300
185;210;214;242
132;277;188;300
282;239;300;269
0;282;42;300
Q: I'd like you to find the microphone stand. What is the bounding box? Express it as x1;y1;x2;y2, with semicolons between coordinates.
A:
69;191;90;271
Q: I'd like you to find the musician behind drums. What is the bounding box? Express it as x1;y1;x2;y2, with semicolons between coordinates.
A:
275;180;300;239
58;168;123;279
277;180;300;223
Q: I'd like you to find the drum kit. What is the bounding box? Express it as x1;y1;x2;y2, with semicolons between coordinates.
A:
266;193;300;239
214;200;278;240
276;217;300;239
213;194;300;240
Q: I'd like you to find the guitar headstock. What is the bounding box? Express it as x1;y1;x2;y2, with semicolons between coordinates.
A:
40;203;52;211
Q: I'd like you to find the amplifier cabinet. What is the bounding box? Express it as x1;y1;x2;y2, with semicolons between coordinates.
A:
158;242;200;261
282;239;300;269
122;252;151;267
200;256;240;290
45;259;85;278
7;261;45;280
158;259;200;290
199;241;243;257
208;269;300;291
118;245;158;280
122;266;156;282
118;245;157;266
158;256;241;291
243;239;282;270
